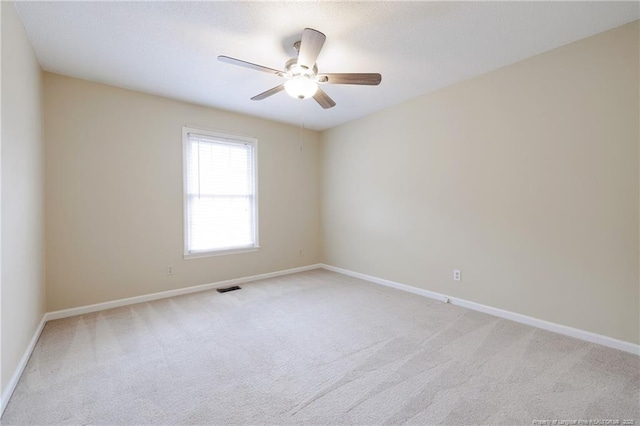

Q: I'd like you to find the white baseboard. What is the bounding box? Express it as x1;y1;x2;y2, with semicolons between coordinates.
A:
1;263;323;417
447;297;639;355
1;316;47;416
321;264;450;303
46;264;323;321
320;264;640;356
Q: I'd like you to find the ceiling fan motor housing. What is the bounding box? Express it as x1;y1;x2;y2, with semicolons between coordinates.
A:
285;58;318;78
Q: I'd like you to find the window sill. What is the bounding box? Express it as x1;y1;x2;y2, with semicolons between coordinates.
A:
184;246;260;260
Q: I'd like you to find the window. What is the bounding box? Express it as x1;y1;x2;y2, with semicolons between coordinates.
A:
183;127;258;257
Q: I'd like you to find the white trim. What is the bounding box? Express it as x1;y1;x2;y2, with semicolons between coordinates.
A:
45;264;322;321
184;246;260;260
320;264;640;356
321;264;450;303
447;297;639;355
1;316;47;416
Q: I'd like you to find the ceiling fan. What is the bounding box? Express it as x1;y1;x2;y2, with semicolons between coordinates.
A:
218;28;382;109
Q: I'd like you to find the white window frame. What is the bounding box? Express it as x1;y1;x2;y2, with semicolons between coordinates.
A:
182;126;259;259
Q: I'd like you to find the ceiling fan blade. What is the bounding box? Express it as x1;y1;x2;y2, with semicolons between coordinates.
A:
297;28;326;70
312;88;336;109
251;84;285;101
317;73;382;85
218;55;284;77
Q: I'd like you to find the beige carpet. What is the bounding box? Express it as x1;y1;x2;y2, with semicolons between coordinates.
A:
2;269;639;425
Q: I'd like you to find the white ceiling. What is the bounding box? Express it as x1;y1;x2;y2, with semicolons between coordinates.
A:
14;1;639;131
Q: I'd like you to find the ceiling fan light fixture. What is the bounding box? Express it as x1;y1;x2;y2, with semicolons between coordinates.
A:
284;75;318;100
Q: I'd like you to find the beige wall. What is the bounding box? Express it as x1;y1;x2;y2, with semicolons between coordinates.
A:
44;73;321;311
10;13;638;364
1;1;46;394
322;21;640;344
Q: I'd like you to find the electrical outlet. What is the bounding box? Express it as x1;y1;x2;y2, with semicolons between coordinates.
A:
453;269;461;281
167;266;174;276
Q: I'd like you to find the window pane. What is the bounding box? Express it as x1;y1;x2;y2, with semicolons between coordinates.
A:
188;196;252;252
184;129;257;255
187;140;252;196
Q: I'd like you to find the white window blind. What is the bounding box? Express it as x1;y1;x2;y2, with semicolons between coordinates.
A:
184;128;258;256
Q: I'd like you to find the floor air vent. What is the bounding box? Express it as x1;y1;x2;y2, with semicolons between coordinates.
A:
217;286;241;293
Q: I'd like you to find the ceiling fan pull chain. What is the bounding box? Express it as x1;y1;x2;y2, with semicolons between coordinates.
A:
299;106;305;152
